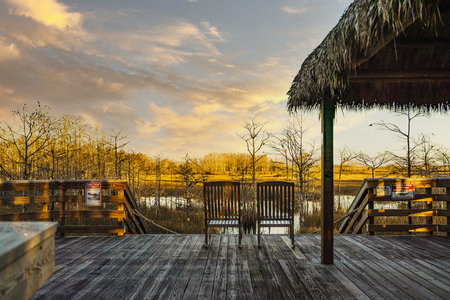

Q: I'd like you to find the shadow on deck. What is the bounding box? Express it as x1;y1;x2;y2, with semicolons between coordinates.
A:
33;234;450;300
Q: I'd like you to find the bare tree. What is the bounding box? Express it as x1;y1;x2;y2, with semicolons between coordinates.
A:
269;115;319;226
0;102;59;179
108;128;130;179
238;116;270;184
356;151;391;178
416;134;439;178
370;107;428;177
337;146;356;210
269;134;290;181
439;147;450;177
152;154;168;220
178;154;209;223
178;154;208;195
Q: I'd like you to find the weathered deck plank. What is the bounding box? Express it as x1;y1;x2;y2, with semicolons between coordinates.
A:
33;234;450;300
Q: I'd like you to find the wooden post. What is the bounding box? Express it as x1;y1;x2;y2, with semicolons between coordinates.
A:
408;200;412;235
118;189;125;236
321;93;334;265
60;189;67;237
50;189;55;221
427;200;433;235
447;188;450;236
368;189;374;235
42;189;48;221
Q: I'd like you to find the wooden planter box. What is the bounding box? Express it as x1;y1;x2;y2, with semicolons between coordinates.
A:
0;222;57;300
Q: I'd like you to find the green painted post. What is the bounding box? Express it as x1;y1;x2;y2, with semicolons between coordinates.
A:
321;93;335;264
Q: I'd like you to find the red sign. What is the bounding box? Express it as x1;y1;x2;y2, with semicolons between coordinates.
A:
86;182;101;206
391;183;414;200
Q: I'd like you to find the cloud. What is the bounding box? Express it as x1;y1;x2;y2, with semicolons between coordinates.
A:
201;21;224;41
136;103;247;157
0;1;301;159
0;0;88;51
87;20;224;68
208;59;234;68
6;0;83;30
188;0;197;2
0;39;20;60
281;4;326;14
282;6;313;14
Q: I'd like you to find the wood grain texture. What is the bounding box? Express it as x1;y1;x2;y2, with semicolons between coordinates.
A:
341;178;450;235
32;234;450;300
0;210;125;221
0;235;55;300
0;195;125;205
0;180;147;235
0;222;57;300
0;180;126;191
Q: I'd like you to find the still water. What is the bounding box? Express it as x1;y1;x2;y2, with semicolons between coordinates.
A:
141;195;357;234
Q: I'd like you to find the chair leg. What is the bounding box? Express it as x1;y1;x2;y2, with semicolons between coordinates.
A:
238;226;242;248
258;224;261;248
291;224;295;248
204;226;208;248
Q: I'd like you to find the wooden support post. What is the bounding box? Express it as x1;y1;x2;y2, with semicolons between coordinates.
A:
368;197;374;236
408;200;412;235
447;188;450;236
42;189;48;221
427;200;433;235
50;189;55;221
448;199;450;236
60;189;67;237
118;189;125;236
321;93;334;265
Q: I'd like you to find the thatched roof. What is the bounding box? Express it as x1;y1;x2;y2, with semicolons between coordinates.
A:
287;0;450;112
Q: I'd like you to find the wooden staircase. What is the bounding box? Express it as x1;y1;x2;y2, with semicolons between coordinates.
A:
339;178;450;235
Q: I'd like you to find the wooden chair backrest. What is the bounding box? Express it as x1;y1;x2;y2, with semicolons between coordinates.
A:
257;181;294;220
203;181;241;221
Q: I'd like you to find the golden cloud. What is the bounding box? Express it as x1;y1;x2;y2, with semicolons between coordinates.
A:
7;0;83;30
95;78;125;94
0;40;19;60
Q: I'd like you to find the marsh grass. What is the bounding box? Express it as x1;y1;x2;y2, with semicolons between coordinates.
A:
139;204;206;234
296;209;347;234
2;179;447;236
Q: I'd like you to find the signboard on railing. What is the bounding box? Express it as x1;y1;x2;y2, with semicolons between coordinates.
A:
391;183;414;200
86;182;101;206
376;186;391;197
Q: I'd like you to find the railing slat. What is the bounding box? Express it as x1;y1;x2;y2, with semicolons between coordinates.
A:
0;210;125;221
0;180;147;236
0;195;125;205
341;178;450;235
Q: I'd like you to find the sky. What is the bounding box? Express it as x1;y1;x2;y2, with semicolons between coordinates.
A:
0;0;449;161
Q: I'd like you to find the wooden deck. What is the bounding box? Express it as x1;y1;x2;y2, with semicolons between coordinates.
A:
32;234;450;300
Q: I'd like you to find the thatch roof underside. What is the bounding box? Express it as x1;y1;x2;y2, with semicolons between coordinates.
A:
287;0;450;112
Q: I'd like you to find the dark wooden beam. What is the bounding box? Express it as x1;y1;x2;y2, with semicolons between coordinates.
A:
389;40;450;48
354;15;417;67
350;70;450;83
321;93;335;265
368;224;450;232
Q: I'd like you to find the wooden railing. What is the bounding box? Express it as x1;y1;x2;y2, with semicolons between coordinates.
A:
0;180;149;235
339;178;450;235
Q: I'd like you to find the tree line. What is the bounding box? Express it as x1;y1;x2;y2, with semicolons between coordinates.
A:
0;103;282;184
3;102;450;232
2;103;450;189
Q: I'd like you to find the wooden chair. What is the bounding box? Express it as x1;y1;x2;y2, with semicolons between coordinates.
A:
203;181;242;247
257;181;295;248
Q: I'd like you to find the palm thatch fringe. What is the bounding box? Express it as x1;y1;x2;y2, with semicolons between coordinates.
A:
287;0;446;112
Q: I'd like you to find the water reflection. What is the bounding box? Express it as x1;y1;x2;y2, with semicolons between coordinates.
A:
140;195;357;234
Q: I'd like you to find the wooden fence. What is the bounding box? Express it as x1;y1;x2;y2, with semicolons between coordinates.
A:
0;180;149;235
339;178;450;235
